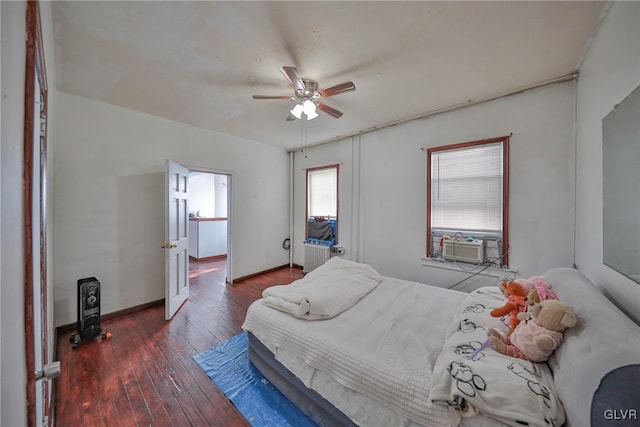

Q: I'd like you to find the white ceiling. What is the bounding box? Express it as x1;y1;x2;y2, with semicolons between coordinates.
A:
52;1;605;151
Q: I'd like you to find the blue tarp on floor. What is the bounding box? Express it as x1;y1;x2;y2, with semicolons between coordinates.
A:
194;332;318;427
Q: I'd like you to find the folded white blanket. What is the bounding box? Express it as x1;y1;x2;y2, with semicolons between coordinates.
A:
262;256;382;320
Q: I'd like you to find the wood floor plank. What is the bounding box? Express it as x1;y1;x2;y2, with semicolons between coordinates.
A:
114;310;200;425
55;260;303;426
112;315;175;427
128;322;192;427
146;340;211;427
95;326;136;427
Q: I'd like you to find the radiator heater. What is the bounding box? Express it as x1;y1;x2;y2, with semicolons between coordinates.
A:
303;243;331;273
70;277;110;348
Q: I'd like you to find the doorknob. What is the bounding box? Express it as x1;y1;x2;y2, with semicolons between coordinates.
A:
161;242;178;249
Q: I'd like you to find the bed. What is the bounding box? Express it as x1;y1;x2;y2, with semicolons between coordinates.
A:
242;258;640;427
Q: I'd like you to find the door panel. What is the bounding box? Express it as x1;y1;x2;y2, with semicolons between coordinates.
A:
165;160;190;319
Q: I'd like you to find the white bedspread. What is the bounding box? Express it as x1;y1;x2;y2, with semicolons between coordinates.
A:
262;256;382;320
243;276;470;426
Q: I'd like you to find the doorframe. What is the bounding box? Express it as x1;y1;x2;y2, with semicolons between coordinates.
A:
188;166;233;284
23;1;50;426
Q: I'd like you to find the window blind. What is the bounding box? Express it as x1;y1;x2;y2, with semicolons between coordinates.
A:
308;167;337;217
431;142;503;232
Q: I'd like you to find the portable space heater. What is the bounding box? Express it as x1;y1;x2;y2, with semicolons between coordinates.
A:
70;276;110;348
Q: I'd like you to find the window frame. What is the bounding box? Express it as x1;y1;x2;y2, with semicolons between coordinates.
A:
426;136;510;266
305;164;340;243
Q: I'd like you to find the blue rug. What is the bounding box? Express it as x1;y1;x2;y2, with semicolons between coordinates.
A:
194;332;318;427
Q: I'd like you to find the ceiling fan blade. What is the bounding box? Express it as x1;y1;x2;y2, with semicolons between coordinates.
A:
252;95;292;100
319;81;356;98
316;102;343;118
281;66;305;93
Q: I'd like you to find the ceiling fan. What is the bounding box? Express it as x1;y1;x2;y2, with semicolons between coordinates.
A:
252;66;355;121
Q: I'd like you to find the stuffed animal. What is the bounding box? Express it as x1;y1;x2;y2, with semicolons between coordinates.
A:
490;280;528;330
521;276;558;306
488;299;577;362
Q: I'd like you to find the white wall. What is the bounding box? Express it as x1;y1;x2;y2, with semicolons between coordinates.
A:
0;3;3;418
293;82;576;289
1;1;57;425
53;93;290;326
1;4;26;425
0;7;5;421
575;1;640;322
189;173;228;218
214;174;228;217
189;172;217;218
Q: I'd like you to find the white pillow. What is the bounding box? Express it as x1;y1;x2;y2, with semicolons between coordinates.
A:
543;268;640;427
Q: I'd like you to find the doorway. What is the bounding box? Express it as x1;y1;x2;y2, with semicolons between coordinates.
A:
188;171;231;286
23;2;52;425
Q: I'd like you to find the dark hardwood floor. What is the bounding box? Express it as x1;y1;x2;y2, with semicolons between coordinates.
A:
55;260;304;427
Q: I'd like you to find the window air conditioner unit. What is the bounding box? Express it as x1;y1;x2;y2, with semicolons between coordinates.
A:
442;239;484;264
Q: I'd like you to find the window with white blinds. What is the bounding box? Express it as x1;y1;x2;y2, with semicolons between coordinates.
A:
307;165;338;218
427;136;510;265
431;142;503;232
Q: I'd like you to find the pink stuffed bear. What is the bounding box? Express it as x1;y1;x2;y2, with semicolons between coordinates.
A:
488;299;577;362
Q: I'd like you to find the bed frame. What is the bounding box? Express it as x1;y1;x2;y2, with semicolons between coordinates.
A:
247;332;356;427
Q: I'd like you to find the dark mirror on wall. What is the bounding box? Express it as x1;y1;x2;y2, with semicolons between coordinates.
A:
603;84;640;284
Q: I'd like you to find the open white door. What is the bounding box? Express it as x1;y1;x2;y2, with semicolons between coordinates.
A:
164;160;190;320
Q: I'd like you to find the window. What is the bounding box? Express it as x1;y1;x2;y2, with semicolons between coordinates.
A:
427;136;509;266
306;164;339;243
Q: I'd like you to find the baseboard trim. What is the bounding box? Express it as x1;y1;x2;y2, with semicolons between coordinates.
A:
233;264;303;284
56;298;165;335
189;254;227;262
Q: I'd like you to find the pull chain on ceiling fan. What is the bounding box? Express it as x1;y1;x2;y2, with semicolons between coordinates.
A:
252;66;355;121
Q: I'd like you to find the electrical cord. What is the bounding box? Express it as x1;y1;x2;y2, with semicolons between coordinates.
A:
446;246;511;290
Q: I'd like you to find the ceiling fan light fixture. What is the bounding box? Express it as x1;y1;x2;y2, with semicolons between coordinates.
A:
290;100;318;121
254;66;354;121
302;100;318;120
290;103;304;120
